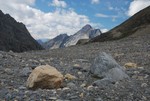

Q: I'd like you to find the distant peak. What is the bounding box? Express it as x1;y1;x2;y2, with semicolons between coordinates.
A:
59;33;68;37
83;24;92;29
81;24;93;32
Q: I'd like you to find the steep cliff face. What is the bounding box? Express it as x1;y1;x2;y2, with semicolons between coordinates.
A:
90;6;150;42
0;10;43;52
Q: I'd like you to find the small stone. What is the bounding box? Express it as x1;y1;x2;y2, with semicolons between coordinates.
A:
67;82;77;90
49;97;57;100
39;59;45;63
79;93;84;98
0;54;3;58
137;67;144;69
4;68;13;75
133;71;139;74
19;86;26;90
25;91;29;94
64;73;76;80
78;72;82;75
20;67;32;77
144;74;149;79
14;89;19;92
69;96;78;99
94;98;103;101
124;62;137;68
142;96;147;100
62;87;70;91
80;83;86;87
5;93;12;100
56;100;69;101
87;85;94;91
141;83;148;87
73;64;80;67
137;76;144;80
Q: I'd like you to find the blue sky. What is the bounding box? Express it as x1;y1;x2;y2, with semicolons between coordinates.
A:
35;0;130;30
0;0;150;39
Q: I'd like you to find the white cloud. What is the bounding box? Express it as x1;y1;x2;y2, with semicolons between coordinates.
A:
95;13;118;22
101;29;109;33
107;2;114;10
49;0;67;8
95;13;109;18
91;0;100;4
0;0;97;39
127;0;150;16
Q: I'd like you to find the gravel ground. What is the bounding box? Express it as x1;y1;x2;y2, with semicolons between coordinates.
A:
0;30;150;101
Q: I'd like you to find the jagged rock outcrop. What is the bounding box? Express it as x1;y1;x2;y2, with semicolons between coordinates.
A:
90;6;150;42
0;10;43;52
44;34;69;49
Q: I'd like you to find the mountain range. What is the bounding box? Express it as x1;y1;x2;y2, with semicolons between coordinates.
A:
0;10;43;52
44;24;101;49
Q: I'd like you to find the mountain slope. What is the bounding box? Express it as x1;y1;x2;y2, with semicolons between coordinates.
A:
44;24;101;49
64;24;101;47
90;6;150;42
44;34;69;49
0;10;43;52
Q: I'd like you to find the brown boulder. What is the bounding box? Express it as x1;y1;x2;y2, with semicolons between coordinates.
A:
26;65;63;89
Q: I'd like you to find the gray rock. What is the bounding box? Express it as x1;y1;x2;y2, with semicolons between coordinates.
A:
92;78;113;87
19;86;26;90
67;82;77;90
94;97;103;101
5;93;12;100
0;54;3;58
90;52;129;82
106;67;129;82
20;67;32;77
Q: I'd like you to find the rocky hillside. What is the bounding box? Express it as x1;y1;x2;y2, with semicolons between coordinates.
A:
0;25;149;100
90;6;150;42
64;24;101;47
44;34;69;49
0;10;43;52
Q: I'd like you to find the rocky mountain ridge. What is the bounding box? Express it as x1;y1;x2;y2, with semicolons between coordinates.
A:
44;34;69;49
0;10;43;52
44;24;101;49
64;24;101;47
89;6;150;42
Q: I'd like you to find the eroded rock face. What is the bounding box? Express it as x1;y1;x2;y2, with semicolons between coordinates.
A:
90;52;129;82
26;65;63;89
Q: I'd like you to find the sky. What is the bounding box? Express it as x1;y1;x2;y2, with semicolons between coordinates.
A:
0;0;150;39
